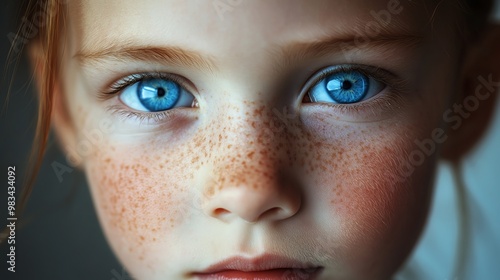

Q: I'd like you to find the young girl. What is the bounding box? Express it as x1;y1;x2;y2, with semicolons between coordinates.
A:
5;0;500;279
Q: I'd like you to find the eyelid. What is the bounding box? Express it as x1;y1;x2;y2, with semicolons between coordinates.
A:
105;104;182;125
300;64;409;103
300;64;411;122
98;72;195;100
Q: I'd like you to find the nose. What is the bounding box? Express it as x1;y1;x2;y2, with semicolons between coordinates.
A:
205;171;302;223
202;104;303;224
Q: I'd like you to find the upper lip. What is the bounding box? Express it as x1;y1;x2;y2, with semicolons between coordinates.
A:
194;254;321;274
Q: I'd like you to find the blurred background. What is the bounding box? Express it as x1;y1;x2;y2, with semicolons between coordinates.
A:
0;0;499;279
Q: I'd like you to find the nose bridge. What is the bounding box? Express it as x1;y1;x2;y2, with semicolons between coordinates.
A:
201;101;303;223
211;102;293;188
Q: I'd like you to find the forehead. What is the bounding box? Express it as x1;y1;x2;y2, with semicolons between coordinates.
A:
69;0;441;56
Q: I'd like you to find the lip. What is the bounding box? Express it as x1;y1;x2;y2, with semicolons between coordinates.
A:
191;254;323;280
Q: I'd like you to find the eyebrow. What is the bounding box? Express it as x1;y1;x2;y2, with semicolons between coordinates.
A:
74;45;218;72
272;32;425;71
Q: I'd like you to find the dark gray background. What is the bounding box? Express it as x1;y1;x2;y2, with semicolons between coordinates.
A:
0;1;122;279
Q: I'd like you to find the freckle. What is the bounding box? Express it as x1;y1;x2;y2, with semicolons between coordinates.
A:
254;106;265;116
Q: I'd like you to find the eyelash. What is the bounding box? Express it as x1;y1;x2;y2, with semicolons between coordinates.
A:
100;65;408;124
106;105;176;124
100;72;189;97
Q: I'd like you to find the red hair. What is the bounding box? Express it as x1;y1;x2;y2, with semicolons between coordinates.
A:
1;0;62;243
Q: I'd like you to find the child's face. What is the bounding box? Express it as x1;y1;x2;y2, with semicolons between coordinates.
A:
57;0;461;279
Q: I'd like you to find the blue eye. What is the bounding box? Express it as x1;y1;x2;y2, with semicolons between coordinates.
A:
119;78;195;112
308;69;385;104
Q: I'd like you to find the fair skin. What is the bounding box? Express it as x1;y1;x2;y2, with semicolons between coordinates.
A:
34;0;500;279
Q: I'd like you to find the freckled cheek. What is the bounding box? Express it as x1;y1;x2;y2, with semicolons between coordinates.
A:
83;144;192;265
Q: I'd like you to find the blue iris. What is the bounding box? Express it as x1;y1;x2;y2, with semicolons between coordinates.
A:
322;71;368;104
137;78;180;112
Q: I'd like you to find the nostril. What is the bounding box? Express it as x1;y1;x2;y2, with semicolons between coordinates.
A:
212;206;284;223
213;208;229;216
259;207;284;220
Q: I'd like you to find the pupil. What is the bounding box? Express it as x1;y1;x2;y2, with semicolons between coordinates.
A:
157;87;166;97
342;80;352;90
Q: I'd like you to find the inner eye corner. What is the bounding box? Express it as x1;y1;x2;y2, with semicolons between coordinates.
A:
191;98;200;108
301;91;312;103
